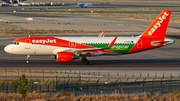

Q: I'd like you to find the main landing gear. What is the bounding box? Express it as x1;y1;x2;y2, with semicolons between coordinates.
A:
26;55;30;64
25;55;89;65
81;57;89;65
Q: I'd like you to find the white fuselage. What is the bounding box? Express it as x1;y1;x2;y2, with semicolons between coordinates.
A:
4;36;175;56
4;36;139;55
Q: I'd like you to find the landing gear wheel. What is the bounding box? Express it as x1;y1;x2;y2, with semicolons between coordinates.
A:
26;55;30;64
81;57;89;65
26;60;29;64
83;60;89;65
81;58;85;62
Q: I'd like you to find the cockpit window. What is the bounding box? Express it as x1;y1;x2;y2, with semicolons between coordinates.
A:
11;42;19;45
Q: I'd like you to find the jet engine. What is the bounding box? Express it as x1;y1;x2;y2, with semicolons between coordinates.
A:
57;52;73;62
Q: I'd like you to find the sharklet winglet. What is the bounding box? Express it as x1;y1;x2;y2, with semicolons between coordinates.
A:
98;30;105;37
108;36;118;48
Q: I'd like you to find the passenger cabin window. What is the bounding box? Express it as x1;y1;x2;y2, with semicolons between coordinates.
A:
11;42;19;45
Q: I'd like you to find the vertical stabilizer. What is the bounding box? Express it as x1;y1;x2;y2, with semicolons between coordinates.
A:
128;10;172;53
140;10;172;40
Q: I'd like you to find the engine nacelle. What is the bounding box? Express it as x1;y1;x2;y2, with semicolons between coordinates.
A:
57;52;73;62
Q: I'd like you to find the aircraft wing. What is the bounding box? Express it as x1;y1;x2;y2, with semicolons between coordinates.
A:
62;48;104;56
67;36;117;51
64;48;102;51
53;36;117;56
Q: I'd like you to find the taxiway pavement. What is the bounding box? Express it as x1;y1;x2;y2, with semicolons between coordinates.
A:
0;2;180;79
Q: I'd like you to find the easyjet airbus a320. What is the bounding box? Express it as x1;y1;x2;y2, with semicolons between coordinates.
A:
4;10;175;65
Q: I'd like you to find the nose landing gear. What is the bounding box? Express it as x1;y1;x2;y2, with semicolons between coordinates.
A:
26;55;30;64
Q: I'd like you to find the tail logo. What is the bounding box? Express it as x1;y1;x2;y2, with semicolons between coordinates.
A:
148;12;169;36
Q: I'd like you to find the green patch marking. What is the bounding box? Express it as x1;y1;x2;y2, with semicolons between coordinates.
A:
86;43;134;54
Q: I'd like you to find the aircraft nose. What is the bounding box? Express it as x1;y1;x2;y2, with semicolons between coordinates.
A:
4;45;12;54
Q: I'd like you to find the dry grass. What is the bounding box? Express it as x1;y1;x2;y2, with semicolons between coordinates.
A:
0;28;140;36
86;7;180;12
0;28;99;35
0;91;180;101
87;12;180;24
1;8;180;35
35;8;180;23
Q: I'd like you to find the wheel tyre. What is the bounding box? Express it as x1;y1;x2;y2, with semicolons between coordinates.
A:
26;60;29;64
81;58;85;62
83;60;89;65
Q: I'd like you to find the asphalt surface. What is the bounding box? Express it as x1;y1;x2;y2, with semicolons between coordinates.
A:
1;10;180;17
0;3;180;95
1;2;180;34
0;2;180;78
0;3;180;13
0;41;180;69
